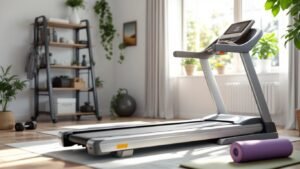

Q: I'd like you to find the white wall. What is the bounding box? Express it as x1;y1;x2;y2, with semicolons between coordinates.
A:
0;0;284;123
110;0;146;117
0;0;115;121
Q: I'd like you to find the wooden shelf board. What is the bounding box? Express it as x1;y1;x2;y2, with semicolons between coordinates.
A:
57;112;95;116
39;88;91;92
49;42;87;48
38;111;95;116
53;88;90;91
47;21;86;29
50;65;90;69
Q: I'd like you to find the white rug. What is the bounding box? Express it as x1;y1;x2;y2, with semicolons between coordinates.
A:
7;136;300;169
7;139;226;169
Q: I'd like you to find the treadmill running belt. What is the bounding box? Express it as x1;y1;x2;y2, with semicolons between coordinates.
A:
69;121;231;145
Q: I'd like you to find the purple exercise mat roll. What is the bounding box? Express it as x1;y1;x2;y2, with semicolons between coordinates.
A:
230;139;293;163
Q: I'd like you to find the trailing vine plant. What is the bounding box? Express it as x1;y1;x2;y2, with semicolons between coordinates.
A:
94;0;116;60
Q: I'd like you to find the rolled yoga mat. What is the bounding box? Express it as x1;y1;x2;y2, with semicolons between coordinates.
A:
230;139;293;163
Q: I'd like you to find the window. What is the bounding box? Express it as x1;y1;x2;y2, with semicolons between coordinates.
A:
182;0;287;75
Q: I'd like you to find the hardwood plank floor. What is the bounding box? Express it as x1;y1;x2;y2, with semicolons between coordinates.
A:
0;117;300;169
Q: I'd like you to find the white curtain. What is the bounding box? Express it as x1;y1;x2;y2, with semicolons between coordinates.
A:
284;16;300;129
145;0;182;119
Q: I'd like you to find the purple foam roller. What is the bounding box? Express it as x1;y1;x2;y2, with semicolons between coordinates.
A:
230;139;293;163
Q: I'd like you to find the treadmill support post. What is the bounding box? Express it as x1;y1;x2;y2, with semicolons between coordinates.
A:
240;52;277;132
200;59;227;114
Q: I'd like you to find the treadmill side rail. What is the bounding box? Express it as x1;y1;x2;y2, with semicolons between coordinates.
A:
85;123;262;155
218;132;278;145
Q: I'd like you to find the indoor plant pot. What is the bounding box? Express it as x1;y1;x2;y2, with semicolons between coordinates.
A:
216;65;225;75
184;64;196;76
182;58;198;76
0;111;15;130
65;0;85;24
0;65;26;130
256;59;272;73
69;8;81;24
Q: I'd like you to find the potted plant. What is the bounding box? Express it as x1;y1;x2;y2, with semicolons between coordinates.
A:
182;58;198;76
211;54;231;75
251;32;279;73
65;0;85;24
0;66;26;130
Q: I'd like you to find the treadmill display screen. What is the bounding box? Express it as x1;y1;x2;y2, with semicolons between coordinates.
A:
224;21;251;35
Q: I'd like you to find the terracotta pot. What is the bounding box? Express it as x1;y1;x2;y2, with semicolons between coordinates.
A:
216;66;225;75
0;111;15;130
184;65;195;76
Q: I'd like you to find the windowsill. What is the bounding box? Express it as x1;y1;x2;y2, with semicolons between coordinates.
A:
176;71;280;78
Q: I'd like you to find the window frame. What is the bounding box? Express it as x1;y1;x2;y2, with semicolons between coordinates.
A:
181;0;284;76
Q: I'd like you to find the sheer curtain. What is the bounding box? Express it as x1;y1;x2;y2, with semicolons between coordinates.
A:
280;16;300;129
145;0;182;119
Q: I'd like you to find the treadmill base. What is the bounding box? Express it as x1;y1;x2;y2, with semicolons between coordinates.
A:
114;149;134;158
217;132;278;145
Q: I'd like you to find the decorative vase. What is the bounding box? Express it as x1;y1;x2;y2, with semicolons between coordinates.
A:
216;66;225;75
69;8;80;24
184;65;195;76
257;59;271;73
0;111;15;130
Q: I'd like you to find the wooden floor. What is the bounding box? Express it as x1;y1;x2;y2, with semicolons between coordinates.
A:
0;117;300;169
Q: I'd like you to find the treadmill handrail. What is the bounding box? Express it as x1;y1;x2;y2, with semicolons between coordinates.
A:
173;50;213;59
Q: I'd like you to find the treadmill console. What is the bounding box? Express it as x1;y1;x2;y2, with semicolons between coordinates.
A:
218;20;254;43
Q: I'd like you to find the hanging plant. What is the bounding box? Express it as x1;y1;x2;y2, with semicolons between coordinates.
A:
118;42;127;64
94;0;116;60
65;0;85;9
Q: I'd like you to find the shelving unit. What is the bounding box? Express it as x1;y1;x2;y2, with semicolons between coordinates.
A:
32;16;101;123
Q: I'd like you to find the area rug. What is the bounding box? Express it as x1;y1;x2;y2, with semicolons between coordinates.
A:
7;140;226;169
6;136;300;169
180;151;300;169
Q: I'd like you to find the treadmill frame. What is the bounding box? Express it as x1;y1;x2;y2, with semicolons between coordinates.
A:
60;28;278;157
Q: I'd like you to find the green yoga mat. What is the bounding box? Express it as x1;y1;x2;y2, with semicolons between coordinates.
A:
180;151;300;169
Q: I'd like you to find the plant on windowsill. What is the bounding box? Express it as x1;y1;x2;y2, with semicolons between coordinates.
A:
251;32;279;73
65;0;85;24
264;0;300;49
182;58;198;76
0;66;26;130
211;54;231;75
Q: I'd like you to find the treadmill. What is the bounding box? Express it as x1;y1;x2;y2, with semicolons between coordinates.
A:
60;20;278;157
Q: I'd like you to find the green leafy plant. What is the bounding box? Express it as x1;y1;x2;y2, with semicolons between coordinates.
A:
95;76;104;88
251;32;279;60
0;66;26;112
94;0;116;60
181;58;198;65
264;0;300;49
65;0;85;9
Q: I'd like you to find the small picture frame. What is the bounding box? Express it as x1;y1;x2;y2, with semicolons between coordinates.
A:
123;21;137;46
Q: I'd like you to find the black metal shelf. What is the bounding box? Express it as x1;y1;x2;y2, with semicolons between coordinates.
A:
32;15;101;123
